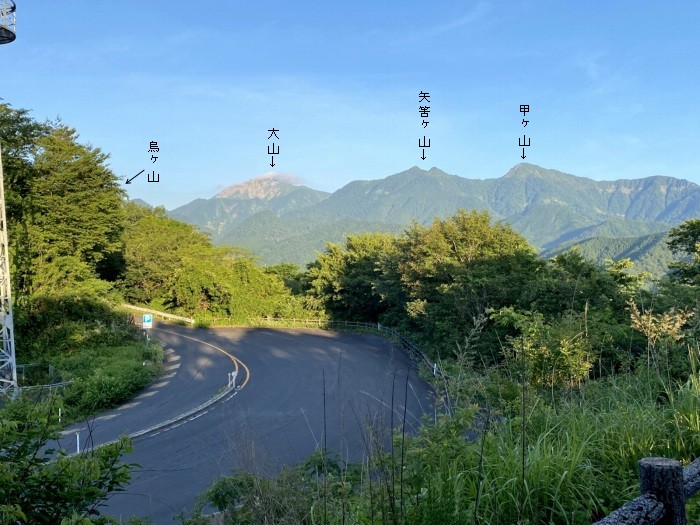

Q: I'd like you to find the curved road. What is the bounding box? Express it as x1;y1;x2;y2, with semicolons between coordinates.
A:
53;325;247;451
85;324;434;523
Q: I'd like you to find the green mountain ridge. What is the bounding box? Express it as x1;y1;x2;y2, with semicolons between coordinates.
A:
225;211;406;267
167;163;700;266
540;231;675;278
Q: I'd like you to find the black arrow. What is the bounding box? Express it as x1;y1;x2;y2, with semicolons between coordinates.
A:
521;148;526;159
421;149;426;160
270;156;275;167
125;169;145;184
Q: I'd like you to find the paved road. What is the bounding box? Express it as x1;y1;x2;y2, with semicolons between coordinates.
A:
51;324;243;453
101;325;435;524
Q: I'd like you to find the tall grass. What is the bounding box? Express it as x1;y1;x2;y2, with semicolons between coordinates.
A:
182;353;700;525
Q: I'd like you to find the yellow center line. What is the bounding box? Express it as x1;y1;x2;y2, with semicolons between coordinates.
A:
153;327;251;389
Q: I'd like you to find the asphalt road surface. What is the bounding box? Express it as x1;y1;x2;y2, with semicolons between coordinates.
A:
99;324;435;524
51;325;244;453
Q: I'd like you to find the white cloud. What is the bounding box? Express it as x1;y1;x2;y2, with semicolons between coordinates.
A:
259;171;307;185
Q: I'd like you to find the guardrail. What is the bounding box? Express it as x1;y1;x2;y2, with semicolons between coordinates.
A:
593;457;700;524
250;318;438;375
121;303;195;325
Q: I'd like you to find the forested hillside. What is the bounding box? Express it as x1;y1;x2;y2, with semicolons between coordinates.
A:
541;231;676;279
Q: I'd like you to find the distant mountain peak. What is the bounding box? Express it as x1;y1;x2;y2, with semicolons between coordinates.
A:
215;173;305;200
130;198;152;209
503;163;561;178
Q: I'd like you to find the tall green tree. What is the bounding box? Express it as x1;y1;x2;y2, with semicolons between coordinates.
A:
659;219;700;341
668;219;700;286
1;105;124;299
31;125;125;274
120;203;213;304
0;102;49;296
383;210;540;357
306;232;397;322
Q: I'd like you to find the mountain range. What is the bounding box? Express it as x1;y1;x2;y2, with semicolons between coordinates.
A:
167;164;700;271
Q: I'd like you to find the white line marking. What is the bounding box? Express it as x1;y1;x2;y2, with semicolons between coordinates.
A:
95;413;120;421
135;390;158;399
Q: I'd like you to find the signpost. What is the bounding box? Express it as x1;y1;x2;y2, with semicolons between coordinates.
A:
142;314;153;341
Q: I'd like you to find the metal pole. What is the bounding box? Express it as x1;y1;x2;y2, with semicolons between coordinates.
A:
76;431;80;454
0;144;18;398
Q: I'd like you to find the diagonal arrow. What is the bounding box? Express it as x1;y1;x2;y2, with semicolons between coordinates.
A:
125;169;145;184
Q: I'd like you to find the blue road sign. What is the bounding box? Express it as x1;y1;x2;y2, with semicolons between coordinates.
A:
142;314;153;329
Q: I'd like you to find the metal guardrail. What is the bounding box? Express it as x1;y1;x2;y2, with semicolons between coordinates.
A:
121;303;195;325
18;380;73;402
250;318;439;375
19;381;73;392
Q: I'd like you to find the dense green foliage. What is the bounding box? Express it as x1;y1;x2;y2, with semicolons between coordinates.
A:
1;103;161;419
304;211;648;375
1;105;125;300
0;398;134;524
306;232;398;321
0;104;160;523
119;203;311;323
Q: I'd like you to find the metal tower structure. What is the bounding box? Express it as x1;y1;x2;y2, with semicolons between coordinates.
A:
0;146;17;396
0;0;16;44
0;0;17;397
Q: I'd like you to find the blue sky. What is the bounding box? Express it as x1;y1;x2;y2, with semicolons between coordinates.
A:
1;1;698;209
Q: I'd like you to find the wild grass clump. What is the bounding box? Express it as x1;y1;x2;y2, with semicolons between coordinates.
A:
56;339;163;420
13;293;165;420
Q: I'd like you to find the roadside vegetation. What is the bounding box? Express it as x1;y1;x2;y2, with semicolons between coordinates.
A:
1;100;699;523
176;215;700;525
